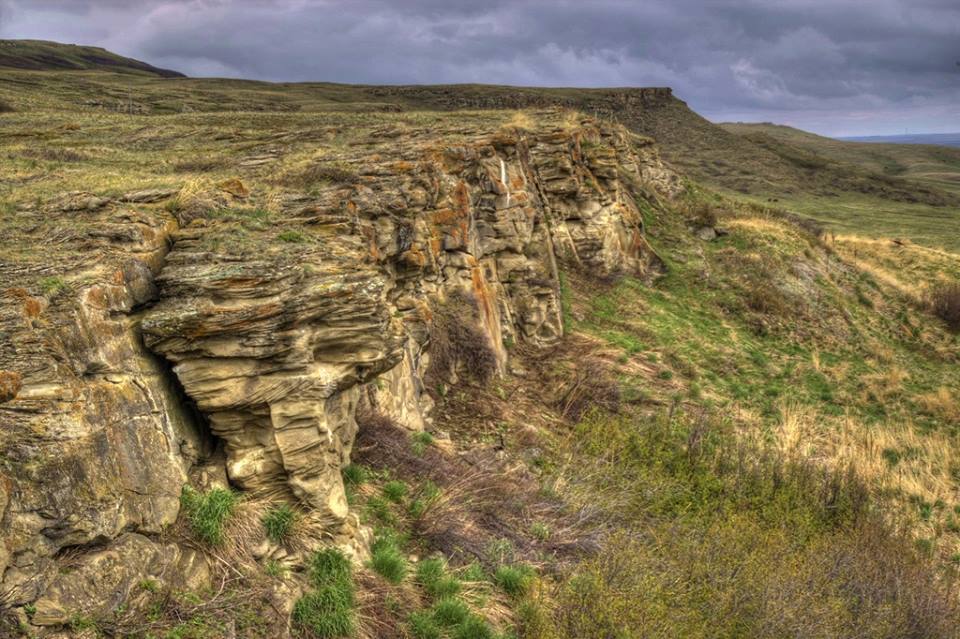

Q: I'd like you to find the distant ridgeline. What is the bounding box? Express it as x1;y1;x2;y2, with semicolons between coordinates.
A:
0;39;185;77
839;133;960;148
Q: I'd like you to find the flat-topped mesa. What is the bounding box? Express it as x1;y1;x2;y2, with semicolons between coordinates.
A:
365;85;675;116
142;116;679;527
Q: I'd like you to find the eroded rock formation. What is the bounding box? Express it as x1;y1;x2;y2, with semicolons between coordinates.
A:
143;119;676;529
0;113;677;628
0;209;207;610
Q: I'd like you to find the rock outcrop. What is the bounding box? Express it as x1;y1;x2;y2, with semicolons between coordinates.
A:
142;117;676;532
0;112;677;629
0;208;207;608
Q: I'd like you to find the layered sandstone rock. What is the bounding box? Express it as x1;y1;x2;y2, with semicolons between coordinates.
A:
0;112;677;628
142;117;676;531
0;206;206;607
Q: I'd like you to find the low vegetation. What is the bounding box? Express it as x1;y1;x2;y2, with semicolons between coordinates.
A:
261;503;296;544
180;486;238;546
930;282;960;331
294;548;356;638
526;409;960;638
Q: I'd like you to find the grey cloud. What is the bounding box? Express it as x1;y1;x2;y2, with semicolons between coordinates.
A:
0;0;958;135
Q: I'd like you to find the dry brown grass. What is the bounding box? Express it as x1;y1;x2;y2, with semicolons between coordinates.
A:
916;387;960;426
765;403;960;552
353;409;598;572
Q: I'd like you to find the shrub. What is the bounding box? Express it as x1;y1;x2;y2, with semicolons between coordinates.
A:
493;565;534;598
930;282;960;332
427;291;498;386
370;535;407;584
180;486;238;546
262;504;296;544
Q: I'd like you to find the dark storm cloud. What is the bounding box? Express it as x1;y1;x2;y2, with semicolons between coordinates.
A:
0;0;957;135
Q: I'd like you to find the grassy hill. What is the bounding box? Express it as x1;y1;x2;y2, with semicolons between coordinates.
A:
719;122;960;249
0;39;184;77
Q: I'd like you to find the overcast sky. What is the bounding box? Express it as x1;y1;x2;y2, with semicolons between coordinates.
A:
1;0;958;136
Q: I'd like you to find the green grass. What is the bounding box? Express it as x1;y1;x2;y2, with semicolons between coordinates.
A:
261;503;296;544
411;431;435;455
431;598;471;627
408;610;443;639
293;586;355;638
415;557;461;600
531;409;960;638
294;548;356;638
38;275;67;295
369;533;407;584
382;480;408;503
180;486;238;546
493;565;533;598
277;229;307;243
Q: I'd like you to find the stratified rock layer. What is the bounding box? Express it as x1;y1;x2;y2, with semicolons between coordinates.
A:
143;117;677;526
1;112;677;628
0;208;206;606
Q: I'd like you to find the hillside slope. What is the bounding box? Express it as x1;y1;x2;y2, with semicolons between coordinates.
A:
0;39;185;77
723;122;960;198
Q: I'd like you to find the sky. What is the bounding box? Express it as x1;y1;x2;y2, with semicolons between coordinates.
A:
1;0;958;137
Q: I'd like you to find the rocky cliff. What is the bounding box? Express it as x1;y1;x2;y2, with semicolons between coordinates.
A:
0;113;678;633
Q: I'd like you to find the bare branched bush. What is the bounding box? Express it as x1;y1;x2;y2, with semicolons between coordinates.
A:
426;291;498;387
930;282;960;332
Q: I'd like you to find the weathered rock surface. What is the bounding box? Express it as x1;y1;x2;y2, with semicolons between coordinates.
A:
142;117;676;530
0;208;207;609
30;533;209;627
0;112;677;630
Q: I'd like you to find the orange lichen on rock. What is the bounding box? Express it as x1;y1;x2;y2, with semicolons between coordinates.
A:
0;370;22;403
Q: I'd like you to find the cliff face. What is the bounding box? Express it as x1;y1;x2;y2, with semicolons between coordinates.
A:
142;118;675;531
0;114;677;629
0;207;209;622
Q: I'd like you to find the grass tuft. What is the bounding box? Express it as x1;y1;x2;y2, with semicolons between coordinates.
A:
369;534;407;584
294;548;356;638
493;565;533;598
431;598;471;627
261;503;296;544
180;486;238;546
415;557;461;600
382;480;408;503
